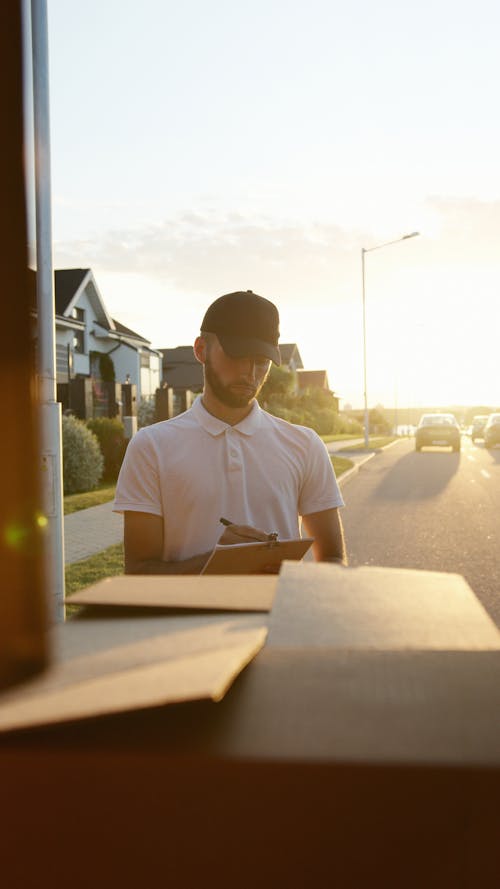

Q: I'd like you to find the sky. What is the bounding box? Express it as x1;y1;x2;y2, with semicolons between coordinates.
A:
46;0;500;409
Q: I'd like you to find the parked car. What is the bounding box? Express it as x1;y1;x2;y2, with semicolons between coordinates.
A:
471;414;489;443
415;413;461;452
484;413;500;449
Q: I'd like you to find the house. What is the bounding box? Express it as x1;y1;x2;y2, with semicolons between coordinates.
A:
279;343;304;372
296;369;340;412
32;268;162;419
160;346;203;394
296;369;330;391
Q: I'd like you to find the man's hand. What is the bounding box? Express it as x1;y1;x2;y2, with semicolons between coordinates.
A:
218;523;273;545
218;523;282;573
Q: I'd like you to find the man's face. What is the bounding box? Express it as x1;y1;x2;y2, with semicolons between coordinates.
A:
203;335;271;409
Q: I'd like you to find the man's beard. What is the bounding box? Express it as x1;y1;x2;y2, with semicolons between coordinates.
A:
204;353;264;409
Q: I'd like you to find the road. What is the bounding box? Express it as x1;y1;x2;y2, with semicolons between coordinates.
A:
340;436;500;627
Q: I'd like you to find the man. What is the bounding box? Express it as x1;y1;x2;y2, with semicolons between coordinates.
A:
114;289;347;573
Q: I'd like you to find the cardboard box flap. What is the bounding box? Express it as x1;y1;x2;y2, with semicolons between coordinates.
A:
0;618;267;734
67;574;277;612
268;562;500;650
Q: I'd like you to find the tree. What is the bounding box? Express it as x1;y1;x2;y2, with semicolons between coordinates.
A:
259;365;296;402
369;407;391;435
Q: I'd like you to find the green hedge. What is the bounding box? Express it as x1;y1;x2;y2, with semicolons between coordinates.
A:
62;415;104;494
86;417;128;483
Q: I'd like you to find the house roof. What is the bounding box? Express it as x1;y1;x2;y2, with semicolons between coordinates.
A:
279;343;303;367
31;267;155;349
158;346;203;391
112;318;150;344
54;269;89;314
296;369;330;390
163;363;203;391
160;346;196;364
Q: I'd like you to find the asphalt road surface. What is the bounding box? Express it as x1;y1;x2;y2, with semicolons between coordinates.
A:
341;435;500;627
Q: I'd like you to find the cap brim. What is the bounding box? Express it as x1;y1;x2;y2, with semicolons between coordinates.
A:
217;334;281;366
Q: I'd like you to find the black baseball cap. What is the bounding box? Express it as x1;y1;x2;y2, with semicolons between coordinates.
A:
201;290;281;365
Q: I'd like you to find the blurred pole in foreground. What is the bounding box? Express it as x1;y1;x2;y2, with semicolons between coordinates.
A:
32;0;65;620
0;0;49;689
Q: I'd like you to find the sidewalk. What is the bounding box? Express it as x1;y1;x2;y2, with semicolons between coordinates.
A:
325;437;366;452
64;441;375;565
64;500;123;565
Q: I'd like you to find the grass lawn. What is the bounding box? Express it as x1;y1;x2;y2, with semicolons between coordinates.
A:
64;484;116;515
321;433;364;443
65;542;124;609
343;436;398;450
330;454;353;476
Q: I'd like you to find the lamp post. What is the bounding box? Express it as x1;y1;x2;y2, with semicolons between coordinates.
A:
361;231;419;448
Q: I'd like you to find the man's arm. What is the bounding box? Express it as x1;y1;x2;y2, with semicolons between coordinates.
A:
302;507;348;565
124;512;211;575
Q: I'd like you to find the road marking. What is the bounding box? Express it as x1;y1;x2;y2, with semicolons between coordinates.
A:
481;469;491;479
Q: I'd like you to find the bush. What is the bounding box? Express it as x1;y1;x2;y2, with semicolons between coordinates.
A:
339;415;363;435
259;365;296;401
86;417;128;482
62;415;104;494
313;407;338;436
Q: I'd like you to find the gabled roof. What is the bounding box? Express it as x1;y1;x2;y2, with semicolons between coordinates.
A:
30;267;156;349
54;269;89;314
158;346;203;391
279;343;303;368
296;369;330;391
54;268;114;330
163;363;203;391
159;346;196;364
112;318;150;344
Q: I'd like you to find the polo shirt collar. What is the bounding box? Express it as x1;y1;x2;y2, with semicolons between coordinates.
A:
191;395;262;437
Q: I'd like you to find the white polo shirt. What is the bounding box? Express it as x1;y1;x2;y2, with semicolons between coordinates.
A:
114;396;344;562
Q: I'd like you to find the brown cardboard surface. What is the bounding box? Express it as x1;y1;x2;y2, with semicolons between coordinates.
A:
0;617;267;733
201;538;313;574
195;647;500;765
268;561;500;649
67;574;278;611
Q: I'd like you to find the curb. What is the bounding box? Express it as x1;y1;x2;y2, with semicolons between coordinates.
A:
337;437;404;487
338;453;375;487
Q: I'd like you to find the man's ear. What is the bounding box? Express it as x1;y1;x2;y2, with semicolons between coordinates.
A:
193;336;206;365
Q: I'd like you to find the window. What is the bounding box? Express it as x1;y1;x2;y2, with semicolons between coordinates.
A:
73;307;85;322
56;343;69;377
140;351;150;368
73;330;85;353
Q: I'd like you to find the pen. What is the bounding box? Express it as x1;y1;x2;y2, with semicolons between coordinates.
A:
219;517;278;542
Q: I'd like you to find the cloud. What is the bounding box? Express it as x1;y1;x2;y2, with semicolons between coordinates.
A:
54;211;363;306
53;196;500;318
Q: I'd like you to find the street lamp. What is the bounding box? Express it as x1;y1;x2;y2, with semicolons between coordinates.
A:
361;231;419;448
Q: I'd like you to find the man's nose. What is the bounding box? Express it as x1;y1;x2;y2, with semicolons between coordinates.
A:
239;357;257;378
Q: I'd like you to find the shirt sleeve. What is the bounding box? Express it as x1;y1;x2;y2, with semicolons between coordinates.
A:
298;430;345;516
113;429;163;516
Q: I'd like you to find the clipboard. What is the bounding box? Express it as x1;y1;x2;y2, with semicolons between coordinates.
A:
201;537;314;575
